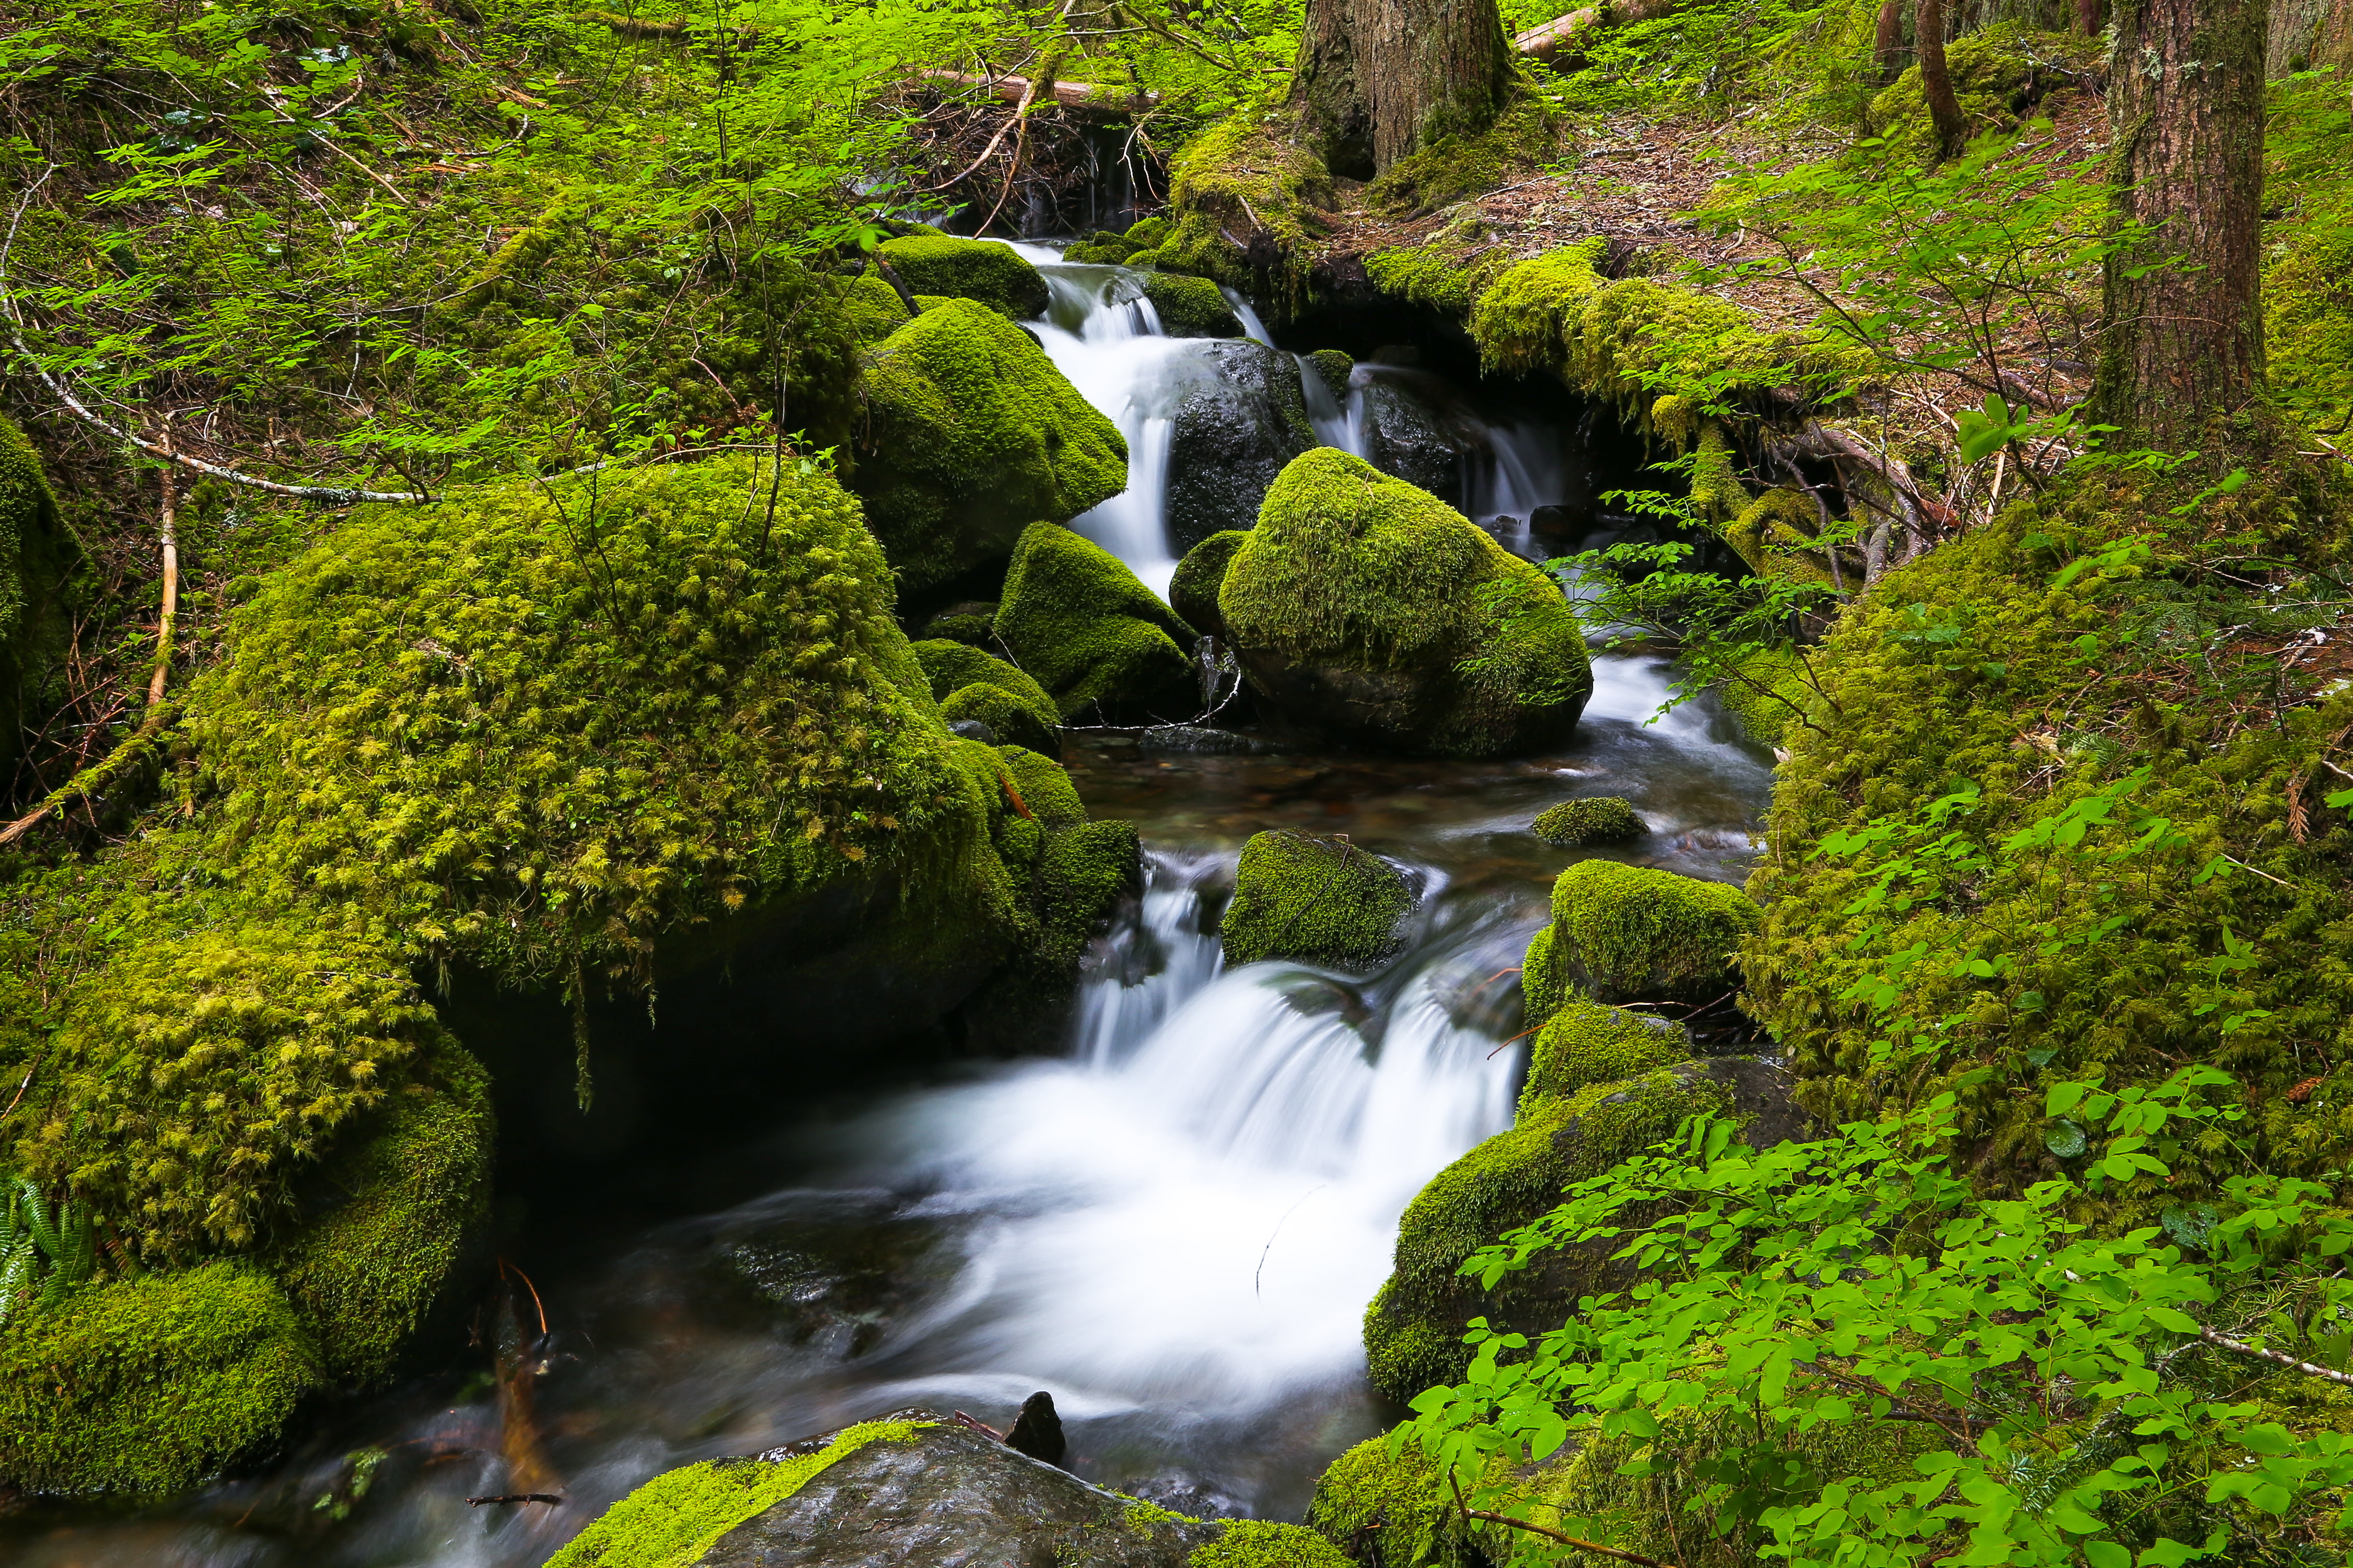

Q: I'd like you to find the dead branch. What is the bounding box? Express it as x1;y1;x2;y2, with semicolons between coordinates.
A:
1449;1471;1686;1568
148;432;178;710
919;68;1153;120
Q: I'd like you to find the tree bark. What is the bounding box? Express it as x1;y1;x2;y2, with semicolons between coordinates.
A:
2078;0;2105;35
1291;0;1518;177
2088;0;2270;448
1916;0;1969;161
1873;0;1907;81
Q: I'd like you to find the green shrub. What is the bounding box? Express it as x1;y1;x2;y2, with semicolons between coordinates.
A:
1531;796;1647;846
993;523;1197;720
1546;859;1760;1004
873;234;1048;320
1221;829;1415;971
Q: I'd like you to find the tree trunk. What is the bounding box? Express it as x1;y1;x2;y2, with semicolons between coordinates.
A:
1291;0;1518;177
2078;0;2105;35
1873;0;1907;81
1916;0;1969;161
2088;0;2269;448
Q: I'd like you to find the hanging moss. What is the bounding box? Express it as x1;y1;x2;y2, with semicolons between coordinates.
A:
993;523;1199;721
1157;118;1334;307
1545;860;1759;1005
1171;528;1249;639
852;301;1129;594
1220;450;1590;757
0;1259;322;1495
1520;922;1569;1027
1142;274;1243;338
1221;829;1416;971
545;1419;932;1568
1519;1000;1691;1114
872;234;1049;320
1364;242;1517;319
1531;796;1647;847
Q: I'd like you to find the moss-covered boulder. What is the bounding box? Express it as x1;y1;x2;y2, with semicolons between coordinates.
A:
850;300;1128;594
1061;229;1137;265
0;1260;322;1494
840;269;913;344
1170;529;1249;640
1531;796;1646;847
873;233;1049;321
912;638;1062;755
0;413;79;797
1863;24;2099;163
1305;348;1353;402
1304;1433;1490;1568
1538;860;1759;1006
1518;1000;1690;1114
1221;830;1416;971
1142;272;1242;338
1220;450;1590;757
994;523;1199;721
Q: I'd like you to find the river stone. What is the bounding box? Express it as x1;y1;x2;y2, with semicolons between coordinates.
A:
1221;830;1416;971
1138;724;1277;756
1357;374;1492;510
691;1412;1225;1566
1164;340;1315;556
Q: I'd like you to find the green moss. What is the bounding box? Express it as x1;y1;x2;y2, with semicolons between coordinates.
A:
1063;230;1139;265
1520;922;1568;1028
853;301;1129;594
1725;484;1834;582
1306;349;1352;402
1221;449;1591;757
1190;1518;1357;1568
546;1419;931;1568
1122;246;1167;270
994;522;1198;720
937;683;1048;753
1142;273;1243;337
1033;817;1142;970
1520;1000;1691;1115
2266;188;2353;434
911;638;1059;730
1161;118;1334;307
0;1260;322;1494
1305;1435;1478;1568
1545;860;1760;1005
0;412;78;790
1531;796;1647;847
266;1033;494;1385
1124;216;1173;249
1716;642;1814;750
1365;241;1516;319
873;234;1048;320
1689;420;1744;525
1364;100;1563;217
1221;829;1415;971
840;270;912;344
922;610;997;646
1863;25;2097;163
998;743;1085;828
1170;528;1250;638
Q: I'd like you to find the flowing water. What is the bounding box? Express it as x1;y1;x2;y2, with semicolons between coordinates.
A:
0;248;1770;1567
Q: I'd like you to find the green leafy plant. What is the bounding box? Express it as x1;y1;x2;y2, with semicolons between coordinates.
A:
0;1174;98;1324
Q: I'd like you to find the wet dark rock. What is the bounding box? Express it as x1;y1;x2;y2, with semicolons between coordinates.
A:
1138;724;1278;756
713;1199;966;1359
1164;341;1315;555
1004;1390;1067;1467
691;1411;1228;1566
1357;373;1492;510
947;718;998;744
1122;1472;1251;1521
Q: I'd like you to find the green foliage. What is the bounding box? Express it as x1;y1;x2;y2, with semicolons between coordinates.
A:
1518;1001;1689;1115
1171;528;1250;636
2263;75;2353;432
1366;241;1518;320
1544;859;1759;1005
874;234;1049;321
545;1419;931;1568
1222;450;1590;757
1530;797;1646;847
0;1172;97;1323
852;301;1129;594
0;1259;322;1495
993;522;1197;720
842;272;916;344
1403;1067;2353;1568
1861;25;2098;163
1189;1518;1357;1567
1524;0;1880;124
1306;1433;1493;1567
1220;829;1416;971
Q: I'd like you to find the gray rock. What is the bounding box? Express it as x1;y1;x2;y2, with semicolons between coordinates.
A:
1357;373;1492;510
693;1411;1224;1566
1164;341;1315;556
947;717;999;744
1138;724;1277;756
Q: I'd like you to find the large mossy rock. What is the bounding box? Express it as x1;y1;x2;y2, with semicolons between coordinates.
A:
1531;796;1646;847
1141;272;1243;338
1221;829;1416;971
0;1260;323;1494
1221;450;1591;757
1537;860;1761;1007
850;300;1128;594
549;1411;1348;1567
911;637;1062;756
873;233;1050;321
1166;341;1314;556
0;412;79;796
994;522;1200;722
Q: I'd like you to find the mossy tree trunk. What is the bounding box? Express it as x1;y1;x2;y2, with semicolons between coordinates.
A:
1290;0;1517;178
2089;0;2270;450
1873;0;1908;80
1916;0;1969;161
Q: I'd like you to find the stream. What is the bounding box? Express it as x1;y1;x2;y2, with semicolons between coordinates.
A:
1;248;1772;1567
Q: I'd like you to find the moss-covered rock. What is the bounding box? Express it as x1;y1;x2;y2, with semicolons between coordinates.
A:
1158;119;1334;308
1188;1520;1355;1567
1170;529;1249;639
850;300;1129;594
912;638;1061;754
1062;229;1138;265
1531;796;1647;847
1124;216;1172;250
1362;100;1563;218
994;523;1199;721
1220;450;1590;756
1142;272;1243;338
1304;1434;1491;1568
0;1260;322;1494
873;233;1049;320
1221;829;1416;971
0;412;78;797
840;269;913;344
1718;643;1816;750
1863;24;2098;163
1520;921;1568;1028
1542;860;1760;1005
1519;1000;1691;1114
1305;349;1353;402
1167;342;1315;556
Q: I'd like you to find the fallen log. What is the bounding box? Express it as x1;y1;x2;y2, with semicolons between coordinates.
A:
1515;0;1686;61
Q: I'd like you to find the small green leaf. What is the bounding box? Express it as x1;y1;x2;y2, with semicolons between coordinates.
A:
2044;1119;2087;1158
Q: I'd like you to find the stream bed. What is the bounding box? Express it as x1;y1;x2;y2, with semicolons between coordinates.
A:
0;248;1771;1568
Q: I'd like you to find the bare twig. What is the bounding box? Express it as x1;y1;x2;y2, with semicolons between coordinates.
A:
1449;1471;1686;1568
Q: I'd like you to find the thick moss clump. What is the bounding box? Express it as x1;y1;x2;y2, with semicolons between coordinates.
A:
1365;241;1516;320
994;523;1199;721
1531;796;1646;846
266;1034;493;1385
840;270;913;343
1718;643;1816;750
851;300;1129;594
1142;273;1243;337
1188;1520;1356;1567
1062;229;1137;265
1363;100;1562;218
912;638;1061;754
1221;829;1416;971
1543;860;1759;1005
1305;1435;1491;1568
1158;119;1334;306
1220;450;1590;757
1519;1001;1691;1114
1520;922;1568;1028
2266;184;2353;433
1170;528;1249;638
546;1418;931;1567
1306;349;1352;402
873;234;1048;320
0;412;78;795
0;1260;322;1494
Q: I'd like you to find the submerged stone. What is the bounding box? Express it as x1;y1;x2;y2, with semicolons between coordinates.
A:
1138;723;1277;756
